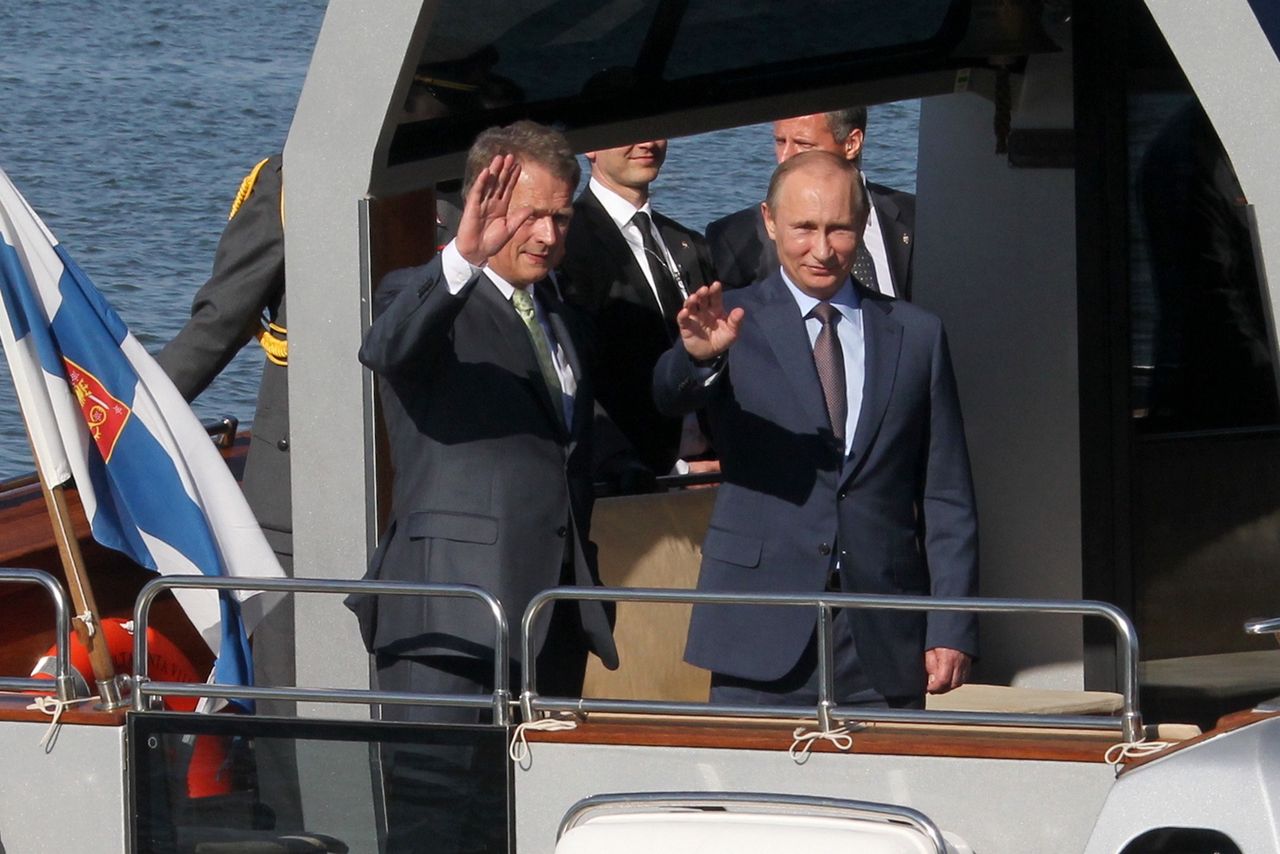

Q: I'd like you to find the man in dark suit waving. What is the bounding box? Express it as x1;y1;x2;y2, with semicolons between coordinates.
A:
707;108;915;297
560;138;717;477
350;122;618;715
655;151;976;708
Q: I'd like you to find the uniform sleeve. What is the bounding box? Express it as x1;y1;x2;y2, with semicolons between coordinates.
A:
155;156;286;402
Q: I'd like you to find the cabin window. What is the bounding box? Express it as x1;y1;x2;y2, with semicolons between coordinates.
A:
1126;9;1279;433
394;1;961;160
416;0;956;103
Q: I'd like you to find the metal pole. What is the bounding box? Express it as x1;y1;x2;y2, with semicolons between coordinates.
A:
26;433;121;709
816;602;836;732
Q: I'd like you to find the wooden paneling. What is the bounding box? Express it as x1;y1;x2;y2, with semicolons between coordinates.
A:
526;713;1129;763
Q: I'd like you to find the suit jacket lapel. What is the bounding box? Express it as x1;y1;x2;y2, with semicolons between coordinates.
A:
476;275;569;441
656;216;698;295
844;296;901;484
541;285;588;445
870;190;912;300
578;191;657;311
755;275;832;438
752;209;780;284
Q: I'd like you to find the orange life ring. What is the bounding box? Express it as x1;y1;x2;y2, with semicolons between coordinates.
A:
30;617;201;712
29;617;234;798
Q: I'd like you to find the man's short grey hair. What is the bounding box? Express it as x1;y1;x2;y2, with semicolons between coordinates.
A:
824;107;868;146
463;120;580;194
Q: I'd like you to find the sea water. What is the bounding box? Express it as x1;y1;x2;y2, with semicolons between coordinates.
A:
0;1;917;479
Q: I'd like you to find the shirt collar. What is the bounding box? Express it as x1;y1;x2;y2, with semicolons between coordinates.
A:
589;177;653;229
481;268;517;306
779;268;861;319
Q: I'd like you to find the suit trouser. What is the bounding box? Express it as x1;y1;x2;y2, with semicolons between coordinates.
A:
709;607;924;710
371;599;589;854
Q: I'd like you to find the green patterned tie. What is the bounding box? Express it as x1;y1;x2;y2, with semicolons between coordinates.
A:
511;287;564;415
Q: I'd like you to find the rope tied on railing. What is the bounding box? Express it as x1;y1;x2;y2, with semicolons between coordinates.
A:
26;694;96;752
508;716;579;767
1105;738;1176;769
789;723;862;763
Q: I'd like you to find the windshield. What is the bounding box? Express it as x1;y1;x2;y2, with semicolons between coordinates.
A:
392;0;962;162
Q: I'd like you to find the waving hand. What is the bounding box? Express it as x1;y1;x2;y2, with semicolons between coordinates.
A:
678;282;745;362
454;154;531;267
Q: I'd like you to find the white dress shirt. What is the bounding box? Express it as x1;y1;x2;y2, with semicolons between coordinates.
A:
861;176;895;298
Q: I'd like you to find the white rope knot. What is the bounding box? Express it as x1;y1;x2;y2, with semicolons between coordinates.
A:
508;716;579;767
789;724;856;763
1105;739;1175;767
26;694;95;752
74;610;97;638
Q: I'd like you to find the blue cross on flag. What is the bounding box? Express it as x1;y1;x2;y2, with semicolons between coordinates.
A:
0;166;284;706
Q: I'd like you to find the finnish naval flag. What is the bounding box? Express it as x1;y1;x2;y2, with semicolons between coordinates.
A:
0;166;284;700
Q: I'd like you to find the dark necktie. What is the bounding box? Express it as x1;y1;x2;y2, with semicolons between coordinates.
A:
632;211;684;323
851;242;880;293
809;302;847;445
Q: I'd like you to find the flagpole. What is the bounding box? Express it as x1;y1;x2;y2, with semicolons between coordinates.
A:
25;438;123;710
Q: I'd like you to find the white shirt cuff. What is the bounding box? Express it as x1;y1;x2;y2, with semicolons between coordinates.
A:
441;240;481;294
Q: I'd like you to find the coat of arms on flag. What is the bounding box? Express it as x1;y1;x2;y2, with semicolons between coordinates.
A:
64;357;131;461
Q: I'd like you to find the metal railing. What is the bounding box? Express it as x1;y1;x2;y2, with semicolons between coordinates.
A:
132;575;511;724
522;588;1144;743
202;415;240;449
558;792;950;853
1245;616;1280;637
0;568;76;701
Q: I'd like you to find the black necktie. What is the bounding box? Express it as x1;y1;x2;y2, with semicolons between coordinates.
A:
632;211;684;323
810;302;847;445
852;242;880;293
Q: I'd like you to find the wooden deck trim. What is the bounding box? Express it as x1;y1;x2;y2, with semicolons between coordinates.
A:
0;694;127;727
524;713;1130;763
1116;709;1280;774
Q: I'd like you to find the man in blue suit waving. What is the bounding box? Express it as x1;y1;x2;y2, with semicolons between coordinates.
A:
654;151;977;708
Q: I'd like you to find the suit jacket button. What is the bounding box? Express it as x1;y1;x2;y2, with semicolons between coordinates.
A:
837;490;847;501
818;542;832;556
556;525;568;538
276;437;290;452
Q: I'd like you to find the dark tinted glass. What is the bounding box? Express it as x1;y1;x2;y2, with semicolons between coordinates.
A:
130;713;511;854
394;1;960;159
1127;16;1279;432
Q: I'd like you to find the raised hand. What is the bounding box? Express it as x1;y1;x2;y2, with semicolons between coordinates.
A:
454;154;531;267
677;281;744;362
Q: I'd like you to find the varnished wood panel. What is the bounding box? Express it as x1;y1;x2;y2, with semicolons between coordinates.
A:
527;714;1128;763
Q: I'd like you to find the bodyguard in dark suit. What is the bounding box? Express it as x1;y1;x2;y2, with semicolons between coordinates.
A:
560;138;717;476
656;152;976;707
707;108;915;297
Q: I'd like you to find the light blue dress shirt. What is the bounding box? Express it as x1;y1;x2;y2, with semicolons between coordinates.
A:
779;272;865;457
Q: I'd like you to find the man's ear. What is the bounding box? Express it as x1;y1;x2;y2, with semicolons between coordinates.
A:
845;128;865;161
585;150;599;166
761;201;777;241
